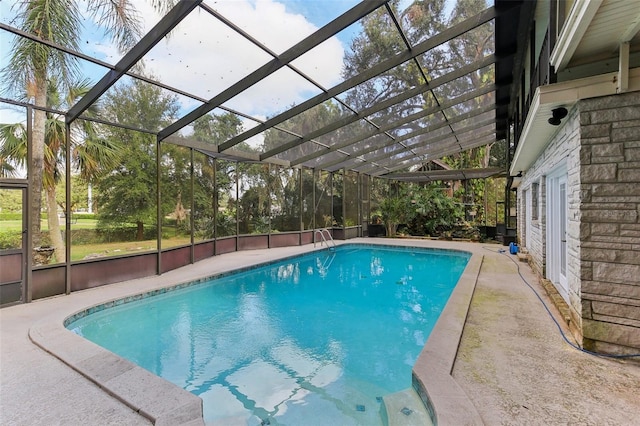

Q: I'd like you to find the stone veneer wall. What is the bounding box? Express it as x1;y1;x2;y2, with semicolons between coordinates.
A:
517;107;582;329
578;91;640;355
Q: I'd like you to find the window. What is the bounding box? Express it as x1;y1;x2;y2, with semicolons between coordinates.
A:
531;182;539;220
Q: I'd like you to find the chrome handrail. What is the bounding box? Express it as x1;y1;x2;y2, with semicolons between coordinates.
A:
314;228;336;248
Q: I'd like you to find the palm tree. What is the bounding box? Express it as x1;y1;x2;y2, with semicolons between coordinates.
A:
0;0;162;252
0;78;121;262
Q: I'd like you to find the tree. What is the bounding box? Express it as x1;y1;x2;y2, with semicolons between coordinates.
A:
237;163;270;234
190;113;247;238
0;0;165;251
193;113;243;145
379;191;415;237
340;0;497;174
261;101;343;164
271;166;301;232
96;79;179;241
409;183;465;236
342;0;446;125
0;78;120;261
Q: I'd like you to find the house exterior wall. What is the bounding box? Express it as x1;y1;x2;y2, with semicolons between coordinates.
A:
517;108;581;318
518;91;640;355
578;91;640;354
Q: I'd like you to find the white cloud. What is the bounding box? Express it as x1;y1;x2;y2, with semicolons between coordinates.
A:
1;0;346;124
124;0;345;118
0;105;27;126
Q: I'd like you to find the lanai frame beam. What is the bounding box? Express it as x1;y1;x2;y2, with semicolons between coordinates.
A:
66;0;202;124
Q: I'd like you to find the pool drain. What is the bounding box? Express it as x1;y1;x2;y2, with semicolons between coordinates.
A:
356;404;366;412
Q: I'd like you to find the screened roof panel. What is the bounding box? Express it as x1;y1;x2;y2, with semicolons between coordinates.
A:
275;100;355;144
403;126;455;149
328;156;371;172
222;67;322;118
208;0;362;55
273;141;326;163
0;0;524;180
449;110;496;132
385;113;444;140
138;10;273;100
356;143;408;165
288;20;368;89
442;91;496;118
261;125;304;154
339;7;410;81
180;108;264;149
416;45;450;80
88;74;202;134
292;118;381;162
300;150;347;170
318;119;378;146
340;132;392;156
384;149;423;165
431;64;496;103
0;2;161;66
446;20;495;60
336;64;415;109
416;20;495;78
366;91;437;127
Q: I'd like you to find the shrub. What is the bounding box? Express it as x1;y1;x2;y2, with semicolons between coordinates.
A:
0;213;22;221
0;230;22;249
70;229;100;245
96;226;158;242
74;213;97;220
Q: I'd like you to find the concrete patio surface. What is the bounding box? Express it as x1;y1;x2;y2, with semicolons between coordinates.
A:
1;239;638;425
451;247;640;425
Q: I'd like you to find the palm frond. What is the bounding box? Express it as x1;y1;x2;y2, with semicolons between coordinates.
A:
87;0;143;52
0;123;28;165
1;0;82;98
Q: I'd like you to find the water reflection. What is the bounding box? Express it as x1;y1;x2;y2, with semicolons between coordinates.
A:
68;246;469;425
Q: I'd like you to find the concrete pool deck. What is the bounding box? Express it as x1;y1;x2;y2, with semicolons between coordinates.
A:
1;239;638;425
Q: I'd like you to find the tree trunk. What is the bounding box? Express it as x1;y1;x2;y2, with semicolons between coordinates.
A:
136;221;144;241
31;78;47;249
385;220;396;237
482;142;493;168
46;186;65;263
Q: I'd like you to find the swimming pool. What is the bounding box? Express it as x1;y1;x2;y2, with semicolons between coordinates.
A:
67;244;470;425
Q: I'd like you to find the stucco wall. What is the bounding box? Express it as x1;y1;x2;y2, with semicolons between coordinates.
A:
578;91;640;354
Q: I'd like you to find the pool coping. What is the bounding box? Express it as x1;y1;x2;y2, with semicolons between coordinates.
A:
28;239;483;425
411;249;484;425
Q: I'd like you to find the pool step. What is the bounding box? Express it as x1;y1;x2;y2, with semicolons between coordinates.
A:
381;388;433;426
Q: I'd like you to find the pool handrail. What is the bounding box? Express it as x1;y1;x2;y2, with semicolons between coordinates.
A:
313;228;336;248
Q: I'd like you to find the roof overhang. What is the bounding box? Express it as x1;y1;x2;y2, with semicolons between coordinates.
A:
510;67;640;175
551;0;640;72
550;0;603;71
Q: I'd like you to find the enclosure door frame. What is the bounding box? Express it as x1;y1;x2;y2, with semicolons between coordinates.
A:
0;180;30;305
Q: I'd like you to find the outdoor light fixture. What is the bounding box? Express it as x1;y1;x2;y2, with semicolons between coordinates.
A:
548;107;568;126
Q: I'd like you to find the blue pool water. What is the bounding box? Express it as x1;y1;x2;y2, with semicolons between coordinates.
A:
68;244;469;425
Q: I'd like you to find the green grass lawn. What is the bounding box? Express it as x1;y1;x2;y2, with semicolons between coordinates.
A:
70;236;192;260
0;218;98;231
1;218;193;261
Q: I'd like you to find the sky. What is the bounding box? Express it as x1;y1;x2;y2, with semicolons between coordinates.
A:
0;0;364;130
0;0;460;140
